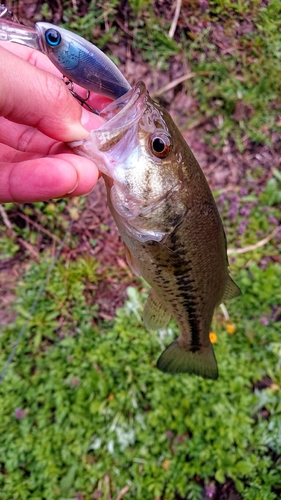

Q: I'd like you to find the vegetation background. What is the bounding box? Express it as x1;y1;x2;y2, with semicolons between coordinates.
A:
0;0;281;499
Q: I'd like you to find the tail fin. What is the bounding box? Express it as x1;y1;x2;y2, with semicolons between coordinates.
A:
157;338;218;380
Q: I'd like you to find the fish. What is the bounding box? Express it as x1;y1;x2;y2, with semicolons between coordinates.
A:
71;82;241;380
0;19;131;99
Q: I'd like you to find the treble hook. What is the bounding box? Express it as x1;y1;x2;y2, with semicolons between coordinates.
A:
0;5;18;22
63;76;100;116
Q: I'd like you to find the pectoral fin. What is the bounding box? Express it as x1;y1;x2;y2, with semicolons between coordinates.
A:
221;276;241;302
124;243;141;276
157;338;218;380
143;289;171;330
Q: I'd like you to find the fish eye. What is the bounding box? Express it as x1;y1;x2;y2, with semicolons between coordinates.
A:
45;29;61;47
150;132;172;159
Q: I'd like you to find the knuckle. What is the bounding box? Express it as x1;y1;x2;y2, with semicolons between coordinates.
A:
45;73;69;106
16;128;38;153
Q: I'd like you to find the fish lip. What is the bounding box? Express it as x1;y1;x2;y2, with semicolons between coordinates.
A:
97;81;147;133
70;82;148;178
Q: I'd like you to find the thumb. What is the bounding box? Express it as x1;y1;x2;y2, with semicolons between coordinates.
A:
0;45;104;142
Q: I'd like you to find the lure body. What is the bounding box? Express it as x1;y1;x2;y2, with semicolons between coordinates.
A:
0;19;131;99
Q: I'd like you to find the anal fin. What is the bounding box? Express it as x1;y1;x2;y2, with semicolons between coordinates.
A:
157;338;218;380
143;289;171;330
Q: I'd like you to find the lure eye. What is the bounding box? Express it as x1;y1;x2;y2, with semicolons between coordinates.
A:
45;29;61;47
150;132;172;159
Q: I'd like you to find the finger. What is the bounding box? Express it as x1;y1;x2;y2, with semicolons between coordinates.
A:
0;45;106;143
0;143;42;162
0;40;63;77
0;41;112;111
0;117;70;155
0;154;99;203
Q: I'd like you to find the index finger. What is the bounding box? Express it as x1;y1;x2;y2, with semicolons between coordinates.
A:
0;40;63;76
0;41;112;111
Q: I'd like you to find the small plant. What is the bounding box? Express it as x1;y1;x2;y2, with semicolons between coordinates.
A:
0;173;281;498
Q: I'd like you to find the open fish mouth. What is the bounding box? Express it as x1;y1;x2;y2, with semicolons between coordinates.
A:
96;81;148;141
70;81;148;175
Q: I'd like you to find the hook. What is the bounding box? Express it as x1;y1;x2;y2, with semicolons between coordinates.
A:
0;5;19;22
63;76;100;115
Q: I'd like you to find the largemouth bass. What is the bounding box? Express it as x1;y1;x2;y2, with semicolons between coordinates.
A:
71;82;241;380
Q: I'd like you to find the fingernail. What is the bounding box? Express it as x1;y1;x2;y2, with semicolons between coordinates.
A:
66;181;79;194
80;107;91;129
66;108;93;142
80;107;106;132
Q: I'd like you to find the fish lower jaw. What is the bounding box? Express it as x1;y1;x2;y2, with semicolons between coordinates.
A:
70;140;116;179
119;216;166;243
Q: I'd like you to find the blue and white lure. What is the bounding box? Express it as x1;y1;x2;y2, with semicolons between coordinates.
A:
0;17;131;103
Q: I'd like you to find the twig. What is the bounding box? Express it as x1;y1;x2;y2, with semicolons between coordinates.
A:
151;71;213;98
116;486;130;500
0;204;12;230
169;0;182;39
115;18;136;38
95;7;116;24
18;237;40;260
220;303;230;321
18;213;61;243
152;73;195;98
227;225;281;255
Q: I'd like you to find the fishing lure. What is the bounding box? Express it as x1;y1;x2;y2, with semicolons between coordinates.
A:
0;16;131;105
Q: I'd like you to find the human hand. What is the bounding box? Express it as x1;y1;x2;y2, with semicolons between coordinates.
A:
0;42;110;203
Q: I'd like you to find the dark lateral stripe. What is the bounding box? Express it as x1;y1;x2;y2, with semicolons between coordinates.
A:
173;257;203;349
147;239;204;348
177;288;202;349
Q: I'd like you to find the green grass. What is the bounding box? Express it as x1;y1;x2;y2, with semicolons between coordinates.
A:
0;174;281;499
182;0;281;145
56;0;281;145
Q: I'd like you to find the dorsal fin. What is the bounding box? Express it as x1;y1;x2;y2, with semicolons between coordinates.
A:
221;276;241;303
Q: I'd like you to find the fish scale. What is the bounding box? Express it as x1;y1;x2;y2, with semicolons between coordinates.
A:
145;245;207;347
